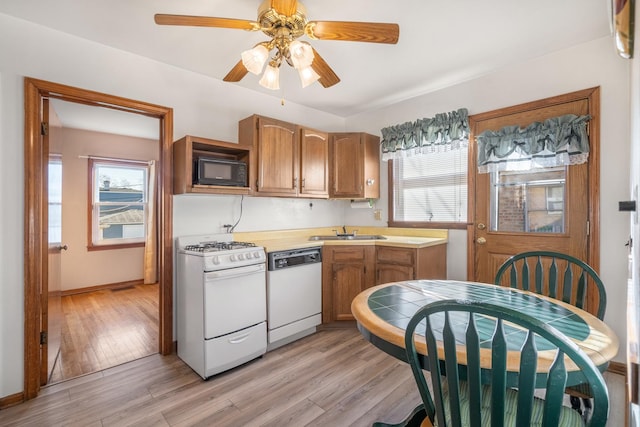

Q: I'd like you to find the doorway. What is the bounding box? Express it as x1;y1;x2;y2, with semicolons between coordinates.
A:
23;78;174;400
468;87;600;311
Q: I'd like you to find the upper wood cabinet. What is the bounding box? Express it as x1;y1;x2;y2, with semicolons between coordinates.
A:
329;133;380;199
239;115;329;198
172;135;252;195
299;127;329;198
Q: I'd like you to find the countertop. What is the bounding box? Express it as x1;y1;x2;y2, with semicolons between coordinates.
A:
234;227;448;253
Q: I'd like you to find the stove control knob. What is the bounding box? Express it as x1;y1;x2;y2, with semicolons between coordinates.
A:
230;254;237;261
212;256;220;265
238;253;245;260
253;252;261;259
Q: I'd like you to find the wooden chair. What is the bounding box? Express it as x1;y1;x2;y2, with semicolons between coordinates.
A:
401;299;609;427
494;251;607;416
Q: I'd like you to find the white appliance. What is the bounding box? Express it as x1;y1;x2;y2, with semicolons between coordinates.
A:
176;234;267;379
266;247;322;350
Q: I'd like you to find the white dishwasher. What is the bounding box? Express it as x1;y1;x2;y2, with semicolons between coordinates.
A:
266;247;322;351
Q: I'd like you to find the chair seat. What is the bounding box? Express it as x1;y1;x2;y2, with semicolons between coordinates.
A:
435;381;585;427
566;383;593;399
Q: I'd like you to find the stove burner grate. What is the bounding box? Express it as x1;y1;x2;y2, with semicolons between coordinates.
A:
184;241;257;253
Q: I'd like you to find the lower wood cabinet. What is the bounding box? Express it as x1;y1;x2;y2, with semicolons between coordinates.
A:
321;243;447;323
322;245;375;323
375;245;447;285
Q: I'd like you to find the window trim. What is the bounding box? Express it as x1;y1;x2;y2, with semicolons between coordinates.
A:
387;150;472;230
87;158;148;250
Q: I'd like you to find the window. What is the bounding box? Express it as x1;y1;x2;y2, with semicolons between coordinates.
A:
389;145;468;228
48;154;62;244
89;159;148;249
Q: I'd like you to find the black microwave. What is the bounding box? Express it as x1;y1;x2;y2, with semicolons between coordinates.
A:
193;156;247;187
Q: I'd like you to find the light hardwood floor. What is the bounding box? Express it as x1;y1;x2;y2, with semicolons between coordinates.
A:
49;283;159;383
1;326;626;426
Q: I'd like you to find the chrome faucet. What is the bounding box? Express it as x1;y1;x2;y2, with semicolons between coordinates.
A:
342;225;347;234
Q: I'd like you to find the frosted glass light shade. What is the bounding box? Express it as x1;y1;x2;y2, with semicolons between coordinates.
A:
289;40;314;69
241;45;269;75
259;64;280;90
297;65;320;88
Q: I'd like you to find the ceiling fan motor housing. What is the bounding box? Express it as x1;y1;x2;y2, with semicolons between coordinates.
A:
258;0;307;40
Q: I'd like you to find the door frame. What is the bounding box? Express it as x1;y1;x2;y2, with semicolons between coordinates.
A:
467;87;600;279
23;77;174;400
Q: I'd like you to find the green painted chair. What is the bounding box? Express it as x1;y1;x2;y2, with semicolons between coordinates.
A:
494;251;607;417
402;299;609;427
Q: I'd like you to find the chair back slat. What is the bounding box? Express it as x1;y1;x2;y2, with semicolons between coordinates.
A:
425;316;446;426
562;263;574;305
490;319;507;427
404;299;610;427
465;314;483;427
548;258;558;299
575;272;588;310
443;312;463;427
542;351;568;426
494;251;607;320
515;332;537;426
534;256;544;294
521;260;530;291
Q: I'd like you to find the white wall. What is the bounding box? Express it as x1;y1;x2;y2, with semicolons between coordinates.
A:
0;12;631;398
58;128;159;291
0;13;347;398
347;36;631;363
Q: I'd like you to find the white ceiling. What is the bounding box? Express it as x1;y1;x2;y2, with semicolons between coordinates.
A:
2;0;612;135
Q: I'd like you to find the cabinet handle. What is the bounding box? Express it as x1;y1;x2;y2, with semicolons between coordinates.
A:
301;178;305;188
293;177;298;187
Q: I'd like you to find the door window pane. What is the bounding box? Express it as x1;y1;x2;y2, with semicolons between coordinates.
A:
490;167;566;233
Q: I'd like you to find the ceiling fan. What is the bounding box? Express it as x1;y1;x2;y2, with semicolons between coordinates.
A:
154;0;399;90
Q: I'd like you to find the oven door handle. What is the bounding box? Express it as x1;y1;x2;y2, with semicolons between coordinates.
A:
204;263;265;281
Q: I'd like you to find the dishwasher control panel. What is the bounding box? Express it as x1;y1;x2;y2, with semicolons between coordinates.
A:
267;247;322;270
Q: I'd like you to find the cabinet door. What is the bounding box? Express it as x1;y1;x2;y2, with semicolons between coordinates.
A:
322;245;374;322
299;128;329;198
331;262;368;321
330;133;364;198
376;263;414;285
257;117;298;195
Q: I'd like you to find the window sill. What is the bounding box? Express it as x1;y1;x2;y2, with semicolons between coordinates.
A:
388;221;469;230
87;242;145;251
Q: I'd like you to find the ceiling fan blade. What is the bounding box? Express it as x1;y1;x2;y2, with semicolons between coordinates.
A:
311;48;340;88
154;14;260;31
223;60;249;82
306;21;399;44
270;0;298;16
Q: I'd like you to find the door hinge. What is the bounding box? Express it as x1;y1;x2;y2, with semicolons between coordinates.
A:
41;122;49;136
40;331;48;345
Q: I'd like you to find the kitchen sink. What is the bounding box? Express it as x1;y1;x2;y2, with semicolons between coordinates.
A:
308;234;387;241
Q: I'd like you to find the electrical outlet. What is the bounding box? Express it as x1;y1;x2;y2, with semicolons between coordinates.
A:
374;209;382;221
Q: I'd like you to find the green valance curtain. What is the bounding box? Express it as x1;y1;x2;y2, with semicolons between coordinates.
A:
380;108;469;161
476;114;591;173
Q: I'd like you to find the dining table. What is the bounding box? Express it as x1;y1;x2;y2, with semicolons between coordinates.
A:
351;279;620;387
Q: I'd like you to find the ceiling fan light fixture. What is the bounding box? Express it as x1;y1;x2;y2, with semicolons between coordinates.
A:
259;63;280;90
297;65;320;88
241;44;269;75
289;40;314;69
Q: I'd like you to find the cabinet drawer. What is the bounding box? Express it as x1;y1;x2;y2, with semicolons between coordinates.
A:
330;247;368;262
376;247;414;265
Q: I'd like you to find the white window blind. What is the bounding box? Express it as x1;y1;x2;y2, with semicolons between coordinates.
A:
392;146;468;223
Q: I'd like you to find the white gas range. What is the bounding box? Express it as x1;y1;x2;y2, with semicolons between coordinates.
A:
176;234;267;379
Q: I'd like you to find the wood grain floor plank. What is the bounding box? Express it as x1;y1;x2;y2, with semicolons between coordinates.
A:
50;284;159;383
1;327;626;426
